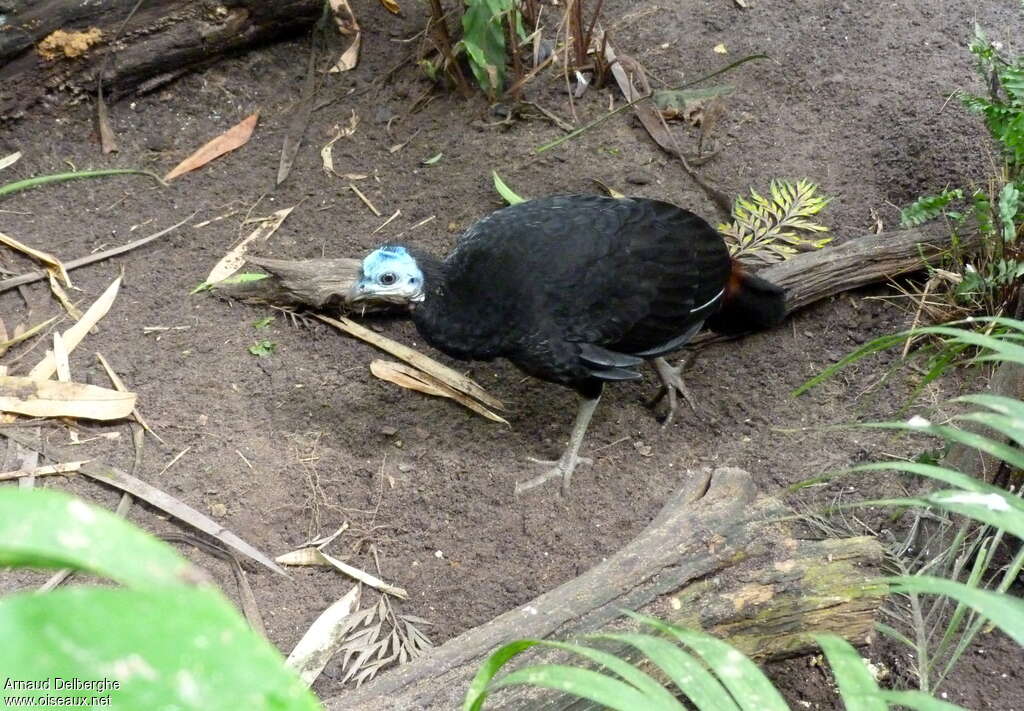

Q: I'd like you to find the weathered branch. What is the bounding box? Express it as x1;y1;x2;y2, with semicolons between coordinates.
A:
212;222;963;318
1;0;322;119
322;467;885;710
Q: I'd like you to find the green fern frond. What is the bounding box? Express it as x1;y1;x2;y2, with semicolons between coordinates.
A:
719;179;833;264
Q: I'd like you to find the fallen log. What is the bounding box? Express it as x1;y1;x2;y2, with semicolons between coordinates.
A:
211;221;964;317
0;0;322;119
322;467;885;710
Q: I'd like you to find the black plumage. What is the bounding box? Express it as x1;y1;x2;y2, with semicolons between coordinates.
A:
351;194;786;494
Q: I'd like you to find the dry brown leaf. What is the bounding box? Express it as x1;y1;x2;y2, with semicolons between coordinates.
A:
286;585;361;686
0;231;71;285
328;0;361;73
164;111;260;182
0;376;136;420
47;270;83;320
0;315;59;358
29;276;120;380
0;460;88;481
204;205;294;285
276;545;407;598
0;151;22;171
378;0;401;14
370;359;508;424
96;352;164;444
317;314;504;411
321;112;360;175
52;333;71;383
370;360;447;397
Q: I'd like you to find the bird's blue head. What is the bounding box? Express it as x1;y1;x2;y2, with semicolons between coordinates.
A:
350;245;425;305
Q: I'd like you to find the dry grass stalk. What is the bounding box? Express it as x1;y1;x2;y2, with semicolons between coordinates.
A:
0;376;136;420
370;359;509;424
29;275;121;380
316;314;504;411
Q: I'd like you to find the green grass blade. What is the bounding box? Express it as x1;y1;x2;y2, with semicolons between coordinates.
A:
874;622;917;650
953;411;1024;448
792;332;910;395
813;635;885;711
463;639;542;711
923;489;1024;537
847;461;1001;495
488;665;663;710
0;168;165;199
875;689;970;710
930;537;991;668
0;488;198;588
539;639;681;711
954;392;1024;418
594;633;737;711
887;576;1024;646
632;614;790;711
0;586;321;711
492;170;525;204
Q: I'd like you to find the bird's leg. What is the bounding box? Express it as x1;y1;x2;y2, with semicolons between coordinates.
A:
648;355;699;428
515;394;601;497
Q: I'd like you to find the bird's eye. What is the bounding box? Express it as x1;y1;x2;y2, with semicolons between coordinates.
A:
379;272;397;286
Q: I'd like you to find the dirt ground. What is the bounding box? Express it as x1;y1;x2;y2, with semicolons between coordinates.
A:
2;0;1022;708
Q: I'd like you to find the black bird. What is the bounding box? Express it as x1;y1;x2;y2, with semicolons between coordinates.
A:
350;195;786;494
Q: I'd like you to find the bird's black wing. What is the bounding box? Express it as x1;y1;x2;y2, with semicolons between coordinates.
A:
444;195;729;386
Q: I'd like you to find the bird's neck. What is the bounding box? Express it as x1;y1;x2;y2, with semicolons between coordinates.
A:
408;249;505;360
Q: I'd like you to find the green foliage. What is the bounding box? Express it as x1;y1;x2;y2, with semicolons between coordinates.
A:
466;319;1024;710
253;315;275;329
461;0;517;98
900;189;965;228
718;179;832;264
0;487;320;711
492;170;525;204
964;24;1024;171
249;339;277;357
897;24;1023;318
796;318;1024;693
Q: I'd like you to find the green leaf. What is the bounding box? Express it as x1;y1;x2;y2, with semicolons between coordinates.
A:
873;690;970;711
899;188;964;227
813;635;885;711
463;639;540;711
461;0;514;97
192;272;268;295
0;586;321;711
249;340;277;357
997;180;1020;242
253;316;275;329
594;633;736;711
0;488;197;588
488;665;659;711
887;576;1024;647
0;169;165;200
492;170;526;205
631;614;790;711
422;152;444;165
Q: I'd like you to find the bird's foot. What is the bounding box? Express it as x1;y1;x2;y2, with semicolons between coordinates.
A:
515;454;592;497
648;356;699;429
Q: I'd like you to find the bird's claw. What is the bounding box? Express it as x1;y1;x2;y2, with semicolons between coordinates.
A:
515;455;592;497
650;357;699;429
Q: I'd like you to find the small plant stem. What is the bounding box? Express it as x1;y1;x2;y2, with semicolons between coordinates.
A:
535;53;769;153
0;169;166;199
427;0;472;97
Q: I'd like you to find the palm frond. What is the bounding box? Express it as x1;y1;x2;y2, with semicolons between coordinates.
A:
719;179;832;264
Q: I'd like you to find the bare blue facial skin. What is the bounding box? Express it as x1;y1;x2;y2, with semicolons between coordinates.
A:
351;245;425;303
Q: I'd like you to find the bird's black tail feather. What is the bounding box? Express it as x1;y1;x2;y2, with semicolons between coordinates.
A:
705;260;787;336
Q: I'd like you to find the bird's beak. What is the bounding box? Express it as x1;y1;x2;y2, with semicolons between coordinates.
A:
348;278;370;304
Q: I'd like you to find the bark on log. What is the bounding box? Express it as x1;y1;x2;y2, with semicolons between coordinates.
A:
0;0;322;119
211;222;966;318
323;467;885;710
